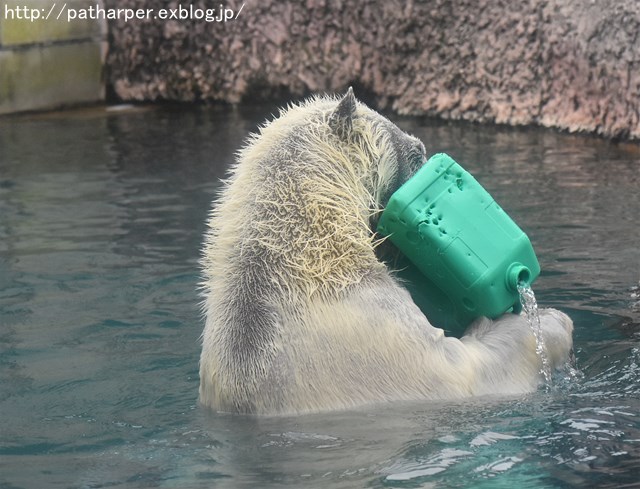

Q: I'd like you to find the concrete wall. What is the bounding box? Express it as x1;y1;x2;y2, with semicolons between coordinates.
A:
105;0;640;140
0;0;106;115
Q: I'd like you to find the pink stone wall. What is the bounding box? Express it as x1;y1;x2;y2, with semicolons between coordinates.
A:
106;0;640;140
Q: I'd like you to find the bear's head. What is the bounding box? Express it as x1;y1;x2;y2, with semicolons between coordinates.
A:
327;88;427;226
211;89;429;295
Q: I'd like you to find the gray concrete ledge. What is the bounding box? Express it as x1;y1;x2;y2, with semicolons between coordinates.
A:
0;0;106;115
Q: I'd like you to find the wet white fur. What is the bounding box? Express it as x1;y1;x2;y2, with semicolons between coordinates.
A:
199;94;574;415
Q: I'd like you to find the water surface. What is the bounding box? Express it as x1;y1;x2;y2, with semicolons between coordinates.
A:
1;104;639;488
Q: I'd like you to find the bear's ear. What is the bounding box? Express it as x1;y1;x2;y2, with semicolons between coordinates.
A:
329;87;357;139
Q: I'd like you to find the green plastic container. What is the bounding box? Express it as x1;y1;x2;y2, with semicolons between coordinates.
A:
377;153;540;333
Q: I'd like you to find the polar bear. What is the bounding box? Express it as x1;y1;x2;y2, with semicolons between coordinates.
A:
199;89;574;415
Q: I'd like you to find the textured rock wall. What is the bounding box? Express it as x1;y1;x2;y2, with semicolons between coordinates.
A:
106;0;640;140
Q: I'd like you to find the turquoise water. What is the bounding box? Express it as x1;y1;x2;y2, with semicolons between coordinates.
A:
1;105;639;488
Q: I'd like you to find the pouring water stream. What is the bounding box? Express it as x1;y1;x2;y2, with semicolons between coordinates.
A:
517;282;553;388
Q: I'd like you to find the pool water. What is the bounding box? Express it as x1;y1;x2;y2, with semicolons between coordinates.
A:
1;104;639;489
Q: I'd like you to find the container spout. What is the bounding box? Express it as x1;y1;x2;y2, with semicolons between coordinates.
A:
507;263;531;292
